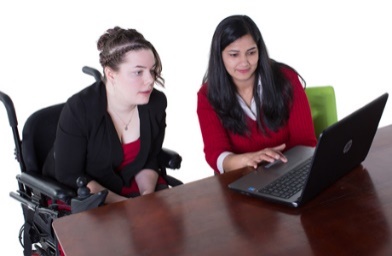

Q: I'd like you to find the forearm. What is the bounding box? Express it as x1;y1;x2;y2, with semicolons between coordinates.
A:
87;180;127;204
135;169;159;195
222;152;253;172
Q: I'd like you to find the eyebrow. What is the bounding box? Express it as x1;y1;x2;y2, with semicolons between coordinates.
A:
134;65;148;69
226;46;257;53
133;64;156;69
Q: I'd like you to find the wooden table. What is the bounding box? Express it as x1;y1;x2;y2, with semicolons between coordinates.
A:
53;125;392;256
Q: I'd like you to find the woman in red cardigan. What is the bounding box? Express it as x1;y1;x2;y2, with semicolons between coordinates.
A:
197;15;317;175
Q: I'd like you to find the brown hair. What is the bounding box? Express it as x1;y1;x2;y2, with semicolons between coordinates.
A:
97;26;164;86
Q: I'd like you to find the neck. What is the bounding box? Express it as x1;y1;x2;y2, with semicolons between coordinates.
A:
235;74;255;91
237;84;254;107
235;75;256;107
108;103;137;131
109;102;136;115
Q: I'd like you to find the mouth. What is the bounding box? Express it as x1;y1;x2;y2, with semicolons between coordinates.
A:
140;89;152;95
237;68;250;74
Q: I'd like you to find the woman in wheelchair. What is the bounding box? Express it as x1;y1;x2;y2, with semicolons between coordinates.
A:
43;26;170;203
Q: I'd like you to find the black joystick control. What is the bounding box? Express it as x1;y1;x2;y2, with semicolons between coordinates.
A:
71;176;108;214
76;176;91;199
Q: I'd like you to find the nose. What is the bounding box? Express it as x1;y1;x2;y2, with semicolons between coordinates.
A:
144;71;154;87
239;54;250;66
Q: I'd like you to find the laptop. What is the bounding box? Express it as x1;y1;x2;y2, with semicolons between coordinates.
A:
228;93;389;207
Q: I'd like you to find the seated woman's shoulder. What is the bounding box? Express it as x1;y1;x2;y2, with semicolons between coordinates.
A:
197;83;208;95
278;64;297;77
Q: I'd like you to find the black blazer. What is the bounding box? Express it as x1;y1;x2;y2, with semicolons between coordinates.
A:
43;81;167;194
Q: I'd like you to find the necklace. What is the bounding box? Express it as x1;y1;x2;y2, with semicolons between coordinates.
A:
111;107;136;131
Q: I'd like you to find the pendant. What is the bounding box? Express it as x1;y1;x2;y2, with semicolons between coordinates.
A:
125;125;128;131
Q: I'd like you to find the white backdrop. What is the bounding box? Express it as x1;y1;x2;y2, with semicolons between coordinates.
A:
1;1;391;254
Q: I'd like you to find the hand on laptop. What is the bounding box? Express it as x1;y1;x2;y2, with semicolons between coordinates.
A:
223;143;288;172
247;143;288;169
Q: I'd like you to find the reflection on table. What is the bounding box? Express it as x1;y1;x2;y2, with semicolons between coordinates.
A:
53;125;392;256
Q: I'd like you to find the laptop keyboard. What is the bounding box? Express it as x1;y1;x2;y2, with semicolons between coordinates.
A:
258;159;312;199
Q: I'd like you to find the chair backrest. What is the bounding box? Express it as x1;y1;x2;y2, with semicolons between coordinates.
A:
305;85;338;138
22;103;65;174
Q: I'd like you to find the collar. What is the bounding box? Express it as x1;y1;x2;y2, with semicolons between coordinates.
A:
236;79;262;120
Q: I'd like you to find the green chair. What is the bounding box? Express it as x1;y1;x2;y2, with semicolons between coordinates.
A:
305;85;338;138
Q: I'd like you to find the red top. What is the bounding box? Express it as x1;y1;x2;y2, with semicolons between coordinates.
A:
117;138;166;196
197;68;317;174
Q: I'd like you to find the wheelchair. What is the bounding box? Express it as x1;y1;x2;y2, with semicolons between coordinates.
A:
0;67;183;256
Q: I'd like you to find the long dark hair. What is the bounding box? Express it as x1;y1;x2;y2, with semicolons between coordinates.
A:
203;15;302;135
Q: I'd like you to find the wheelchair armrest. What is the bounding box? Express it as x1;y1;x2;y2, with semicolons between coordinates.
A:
159;148;182;170
16;172;76;202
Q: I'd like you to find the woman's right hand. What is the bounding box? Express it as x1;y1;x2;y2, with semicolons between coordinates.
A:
223;143;287;172
244;144;287;169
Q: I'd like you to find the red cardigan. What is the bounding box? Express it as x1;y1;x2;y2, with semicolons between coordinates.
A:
197;68;317;174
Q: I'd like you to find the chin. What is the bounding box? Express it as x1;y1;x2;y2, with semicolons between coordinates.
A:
138;98;151;105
